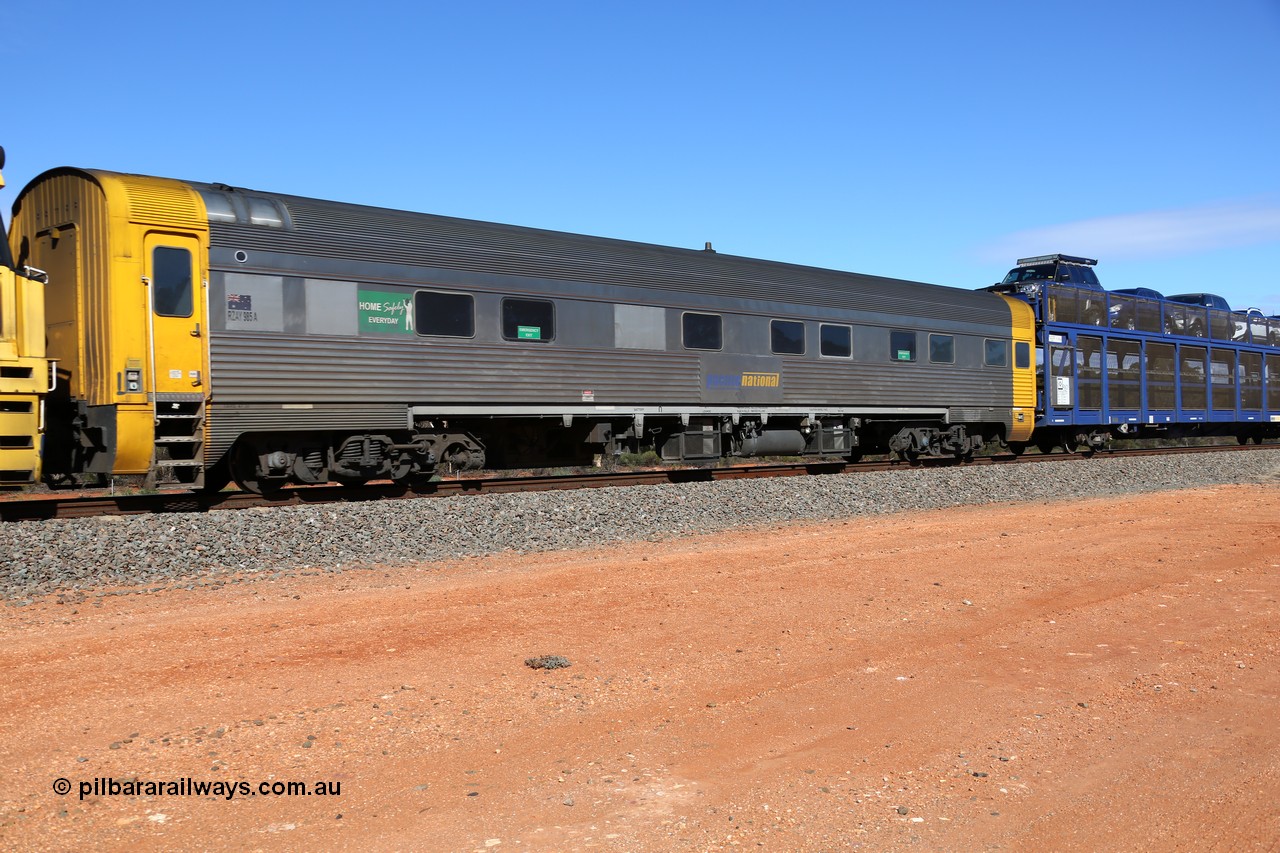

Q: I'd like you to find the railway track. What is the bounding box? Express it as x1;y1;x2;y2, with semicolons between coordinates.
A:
0;443;1271;522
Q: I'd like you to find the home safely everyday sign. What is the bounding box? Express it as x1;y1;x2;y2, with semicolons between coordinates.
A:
358;286;413;334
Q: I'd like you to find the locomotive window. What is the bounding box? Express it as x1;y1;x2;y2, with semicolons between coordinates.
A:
770;320;805;355
984;338;1008;367
152;247;194;317
889;330;916;362
1015;341;1031;369
682;312;722;350
502;298;555;342
819;324;851;358
415;291;474;338
928;334;954;364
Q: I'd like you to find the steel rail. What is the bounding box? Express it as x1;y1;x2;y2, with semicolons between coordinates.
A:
0;443;1272;523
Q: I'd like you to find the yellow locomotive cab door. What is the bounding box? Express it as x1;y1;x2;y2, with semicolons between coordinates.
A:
144;235;204;394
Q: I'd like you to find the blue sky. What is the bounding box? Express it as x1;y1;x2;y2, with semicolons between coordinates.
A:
4;1;1278;312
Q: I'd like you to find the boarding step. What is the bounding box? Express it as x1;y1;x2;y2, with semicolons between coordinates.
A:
146;458;205;490
155;436;203;444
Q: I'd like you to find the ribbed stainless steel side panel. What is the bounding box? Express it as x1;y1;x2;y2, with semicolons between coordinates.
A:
208;333;701;404
195;185;1007;326
209;333;1010;417
205;402;408;463
779;361;1011;409
947;406;1005;422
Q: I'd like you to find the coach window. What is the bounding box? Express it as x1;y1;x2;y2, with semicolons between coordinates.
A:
929;334;954;364
1015;341;1031;369
889;330;916;362
152;246;194;317
682;312;722;350
770;319;805;355
502;298;555;342
819;323;851;358
415;291;474;337
984;338;1008;367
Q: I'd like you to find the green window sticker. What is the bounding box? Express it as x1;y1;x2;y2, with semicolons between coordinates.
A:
358;286;413;334
897;350;912;361
517;325;541;340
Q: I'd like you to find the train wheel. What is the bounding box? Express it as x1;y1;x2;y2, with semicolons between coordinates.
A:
1036;440;1057;455
199;459;233;494
231;444;284;495
1006;442;1027;457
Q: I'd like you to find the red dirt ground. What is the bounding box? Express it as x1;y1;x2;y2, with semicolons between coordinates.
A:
1;484;1277;851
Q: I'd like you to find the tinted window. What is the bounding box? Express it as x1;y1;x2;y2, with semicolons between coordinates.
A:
682;312;722;350
985;338;1008;367
820;324;851;358
1001;264;1054;285
415;291;474;337
502;298;554;342
770;320;804;355
1076;266;1100;287
1015;341;1031;369
890;330;916;362
152;247;193;317
929;334;954;364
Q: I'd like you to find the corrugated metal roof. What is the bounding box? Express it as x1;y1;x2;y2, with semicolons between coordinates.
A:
193;182;1005;324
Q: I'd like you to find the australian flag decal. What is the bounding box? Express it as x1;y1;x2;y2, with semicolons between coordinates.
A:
227;293;253;310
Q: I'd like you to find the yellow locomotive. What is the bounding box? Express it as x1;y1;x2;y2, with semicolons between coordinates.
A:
0;148;48;485
10;169;209;488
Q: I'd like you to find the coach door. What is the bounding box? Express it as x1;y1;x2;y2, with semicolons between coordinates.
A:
143;234;207;487
145;235;205;394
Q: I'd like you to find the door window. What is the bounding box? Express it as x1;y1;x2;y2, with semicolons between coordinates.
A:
153;247;193;317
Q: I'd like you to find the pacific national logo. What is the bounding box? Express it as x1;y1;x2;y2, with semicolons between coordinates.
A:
741;372;781;387
706;372;781;389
